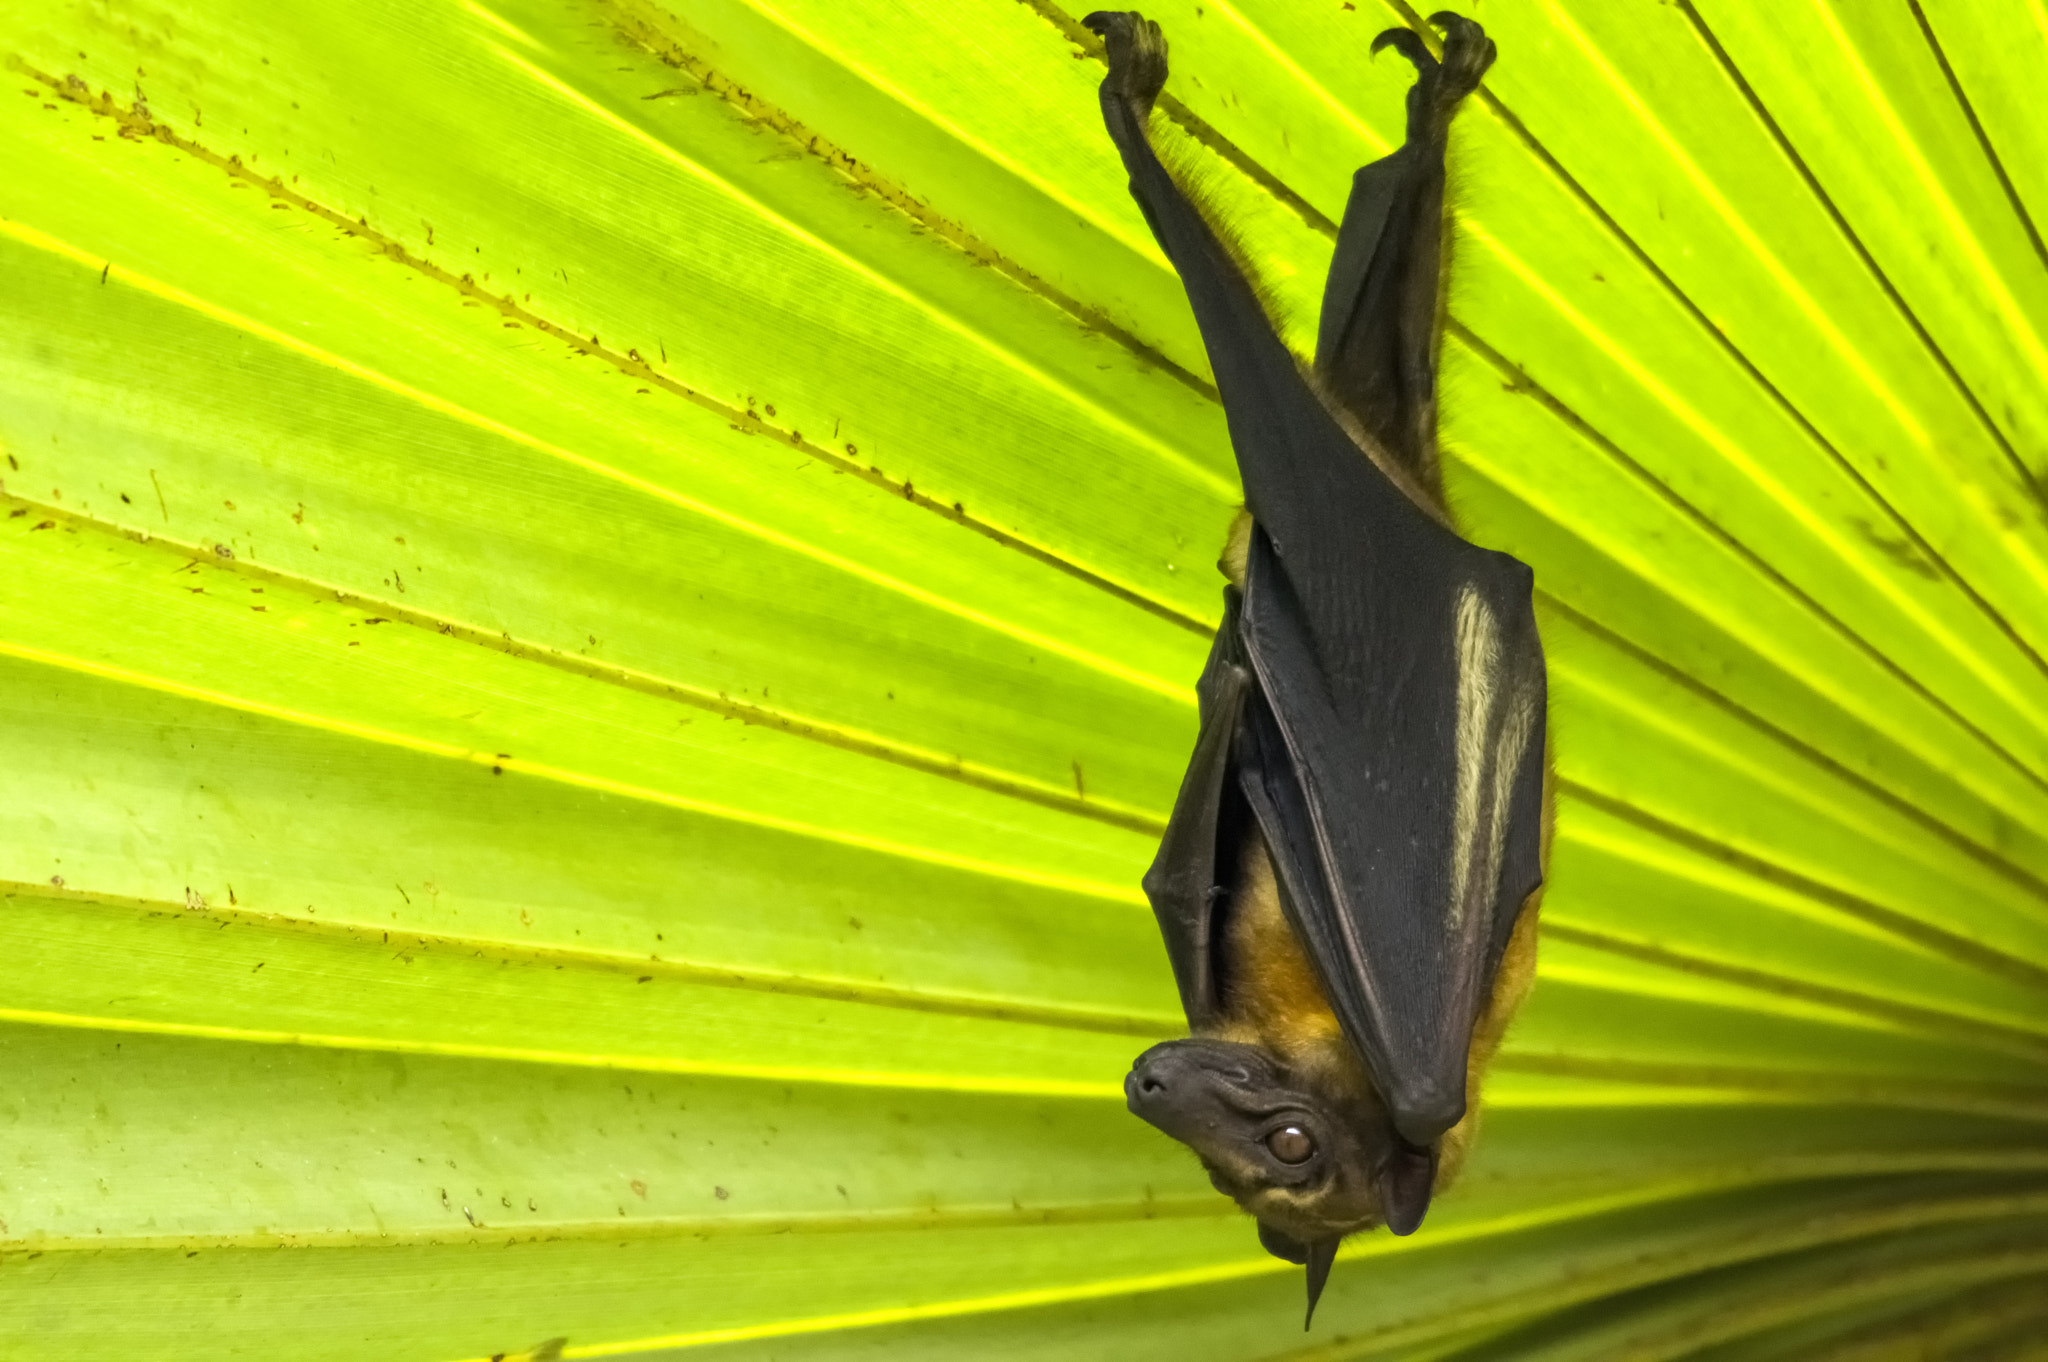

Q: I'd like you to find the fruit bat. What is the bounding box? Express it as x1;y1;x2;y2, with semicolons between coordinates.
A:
1082;10;1550;1326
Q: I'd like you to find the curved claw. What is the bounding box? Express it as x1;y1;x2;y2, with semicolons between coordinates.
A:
1083;9;1170;114
1370;25;1434;71
1081;8;1126;38
1373;13;1494;120
1429;11;1496;97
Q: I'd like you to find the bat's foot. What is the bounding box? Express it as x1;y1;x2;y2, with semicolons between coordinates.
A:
1371;11;1494;138
1425;12;1495;101
1084;10;1169;120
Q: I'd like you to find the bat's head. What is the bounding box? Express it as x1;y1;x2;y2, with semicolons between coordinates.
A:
1125;1036;1439;1325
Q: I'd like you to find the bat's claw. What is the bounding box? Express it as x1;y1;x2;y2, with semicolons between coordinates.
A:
1371;11;1493;141
1427;11;1495;102
1369;26;1433;72
1084;10;1170;118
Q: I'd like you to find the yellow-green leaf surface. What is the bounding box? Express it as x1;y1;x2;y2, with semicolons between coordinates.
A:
3;0;2046;1355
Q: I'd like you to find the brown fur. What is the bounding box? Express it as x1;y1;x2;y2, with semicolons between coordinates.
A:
1215;833;1350;1067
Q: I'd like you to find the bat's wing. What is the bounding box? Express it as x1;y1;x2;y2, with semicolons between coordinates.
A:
1141;595;1251;1030
1237;508;1545;1147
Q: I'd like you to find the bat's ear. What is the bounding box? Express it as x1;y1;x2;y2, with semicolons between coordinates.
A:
1257;1223;1340;1329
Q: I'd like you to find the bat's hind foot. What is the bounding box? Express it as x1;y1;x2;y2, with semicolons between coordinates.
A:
1084;10;1169;119
1425;12;1494;101
1372;12;1494;138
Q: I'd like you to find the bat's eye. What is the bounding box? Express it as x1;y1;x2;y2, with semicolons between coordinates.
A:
1265;1125;1315;1164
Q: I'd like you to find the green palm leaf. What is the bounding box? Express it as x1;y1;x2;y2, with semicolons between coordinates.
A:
3;0;2044;1356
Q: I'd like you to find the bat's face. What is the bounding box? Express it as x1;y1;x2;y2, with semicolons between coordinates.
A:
1126;1037;1422;1249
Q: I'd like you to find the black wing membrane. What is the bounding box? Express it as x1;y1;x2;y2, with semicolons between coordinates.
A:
1140;607;1250;1030
1238;481;1544;1144
1099;12;1545;1146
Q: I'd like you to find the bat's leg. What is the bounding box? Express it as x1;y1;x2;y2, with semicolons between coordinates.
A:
1314;14;1494;501
1081;11;1330;515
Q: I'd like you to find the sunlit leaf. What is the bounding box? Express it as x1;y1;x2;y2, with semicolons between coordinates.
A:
3;0;2044;1356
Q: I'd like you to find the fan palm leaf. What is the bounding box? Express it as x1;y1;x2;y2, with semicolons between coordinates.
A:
2;0;2045;1356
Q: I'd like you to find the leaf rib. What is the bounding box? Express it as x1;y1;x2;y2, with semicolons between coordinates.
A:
1454;328;2048;812
1496;1050;2048;1122
0;211;1193;707
1538;591;2048;911
0;637;1146;904
475;34;1237;504
0;1005;1127;1098
1672;1;2048;531
1906;0;2048;287
1560;779;2048;995
2;878;1180;1035
12;60;1217;639
3;1193;1232;1255
1545;919;2048;1064
0;488;1174;839
596;0;1221;404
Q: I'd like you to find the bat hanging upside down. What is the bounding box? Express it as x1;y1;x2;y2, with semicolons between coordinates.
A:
1082;10;1551;1326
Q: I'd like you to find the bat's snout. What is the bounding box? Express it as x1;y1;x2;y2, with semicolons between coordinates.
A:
1123;1039;1268;1128
1123;1044;1201;1116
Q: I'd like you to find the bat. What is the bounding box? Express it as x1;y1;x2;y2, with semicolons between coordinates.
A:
1081;10;1550;1326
